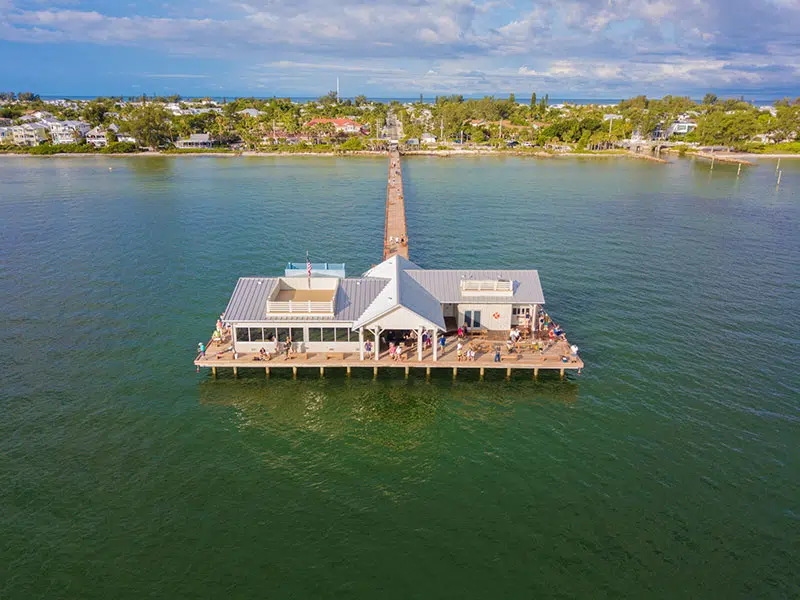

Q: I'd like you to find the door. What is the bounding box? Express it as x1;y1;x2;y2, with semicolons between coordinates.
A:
464;310;482;328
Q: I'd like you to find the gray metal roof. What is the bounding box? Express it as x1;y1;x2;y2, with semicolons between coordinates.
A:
222;277;389;323
405;270;545;305
223;277;277;322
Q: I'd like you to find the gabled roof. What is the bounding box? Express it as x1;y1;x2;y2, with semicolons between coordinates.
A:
354;255;445;330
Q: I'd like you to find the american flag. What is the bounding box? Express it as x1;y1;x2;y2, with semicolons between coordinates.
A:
306;252;311;280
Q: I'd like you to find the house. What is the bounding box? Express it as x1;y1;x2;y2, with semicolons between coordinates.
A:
49;120;91;144
420;132;437;144
0;126;12;144
661;120;698;139
86;123;122;147
603;114;623;122
237;108;263;118
11;124;48;146
304;118;364;134
221;255;546;358
405;138;419;146
175;133;212;149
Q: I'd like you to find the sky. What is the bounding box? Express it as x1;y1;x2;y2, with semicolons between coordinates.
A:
1;0;799;99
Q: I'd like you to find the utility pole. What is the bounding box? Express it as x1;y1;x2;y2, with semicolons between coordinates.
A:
336;77;340;102
440;118;444;142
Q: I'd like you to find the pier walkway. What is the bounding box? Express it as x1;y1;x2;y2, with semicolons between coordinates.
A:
384;149;408;260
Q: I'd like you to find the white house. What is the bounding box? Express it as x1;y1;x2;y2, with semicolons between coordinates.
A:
49;120;91;144
0;126;12;144
86;123;121;147
11;124;48;146
223;255;546;359
175;132;212;149
237;108;263;118
421;132;437;144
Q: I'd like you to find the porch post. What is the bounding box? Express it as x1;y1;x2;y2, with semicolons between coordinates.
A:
531;304;538;335
417;326;423;361
433;329;438;362
359;327;365;361
374;327;380;361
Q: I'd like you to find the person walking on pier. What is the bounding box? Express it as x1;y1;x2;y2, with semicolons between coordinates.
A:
439;335;446;353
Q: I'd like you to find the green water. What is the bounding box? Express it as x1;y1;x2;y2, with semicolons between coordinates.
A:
1;155;798;599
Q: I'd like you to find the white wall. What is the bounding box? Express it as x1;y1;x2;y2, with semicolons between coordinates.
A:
457;303;512;331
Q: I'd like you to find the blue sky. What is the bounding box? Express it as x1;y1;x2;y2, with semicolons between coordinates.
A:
1;0;799;98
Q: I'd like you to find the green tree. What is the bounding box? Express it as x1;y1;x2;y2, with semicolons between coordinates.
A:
122;104;171;149
702;93;719;106
82;100;110;126
530;92;536;107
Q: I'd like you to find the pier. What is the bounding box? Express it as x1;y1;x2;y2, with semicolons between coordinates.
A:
384;149;408;260
195;150;583;379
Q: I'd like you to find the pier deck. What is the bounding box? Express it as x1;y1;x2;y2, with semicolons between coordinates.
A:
384;149;409;260
195;333;583;376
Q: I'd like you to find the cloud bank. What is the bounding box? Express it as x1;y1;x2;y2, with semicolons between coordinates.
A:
2;0;799;96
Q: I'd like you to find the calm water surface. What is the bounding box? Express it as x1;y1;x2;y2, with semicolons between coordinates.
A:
1;155;798;599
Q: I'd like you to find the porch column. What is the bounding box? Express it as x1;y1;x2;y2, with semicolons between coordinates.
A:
433;329;438;362
417;327;424;361
359;327;365;361
531;304;538;334
373;327;380;361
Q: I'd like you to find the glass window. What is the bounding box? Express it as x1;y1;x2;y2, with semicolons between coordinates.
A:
250;327;264;341
473;311;482;328
363;329;374;342
277;328;290;342
308;328;322;342
291;327;304;342
335;328;348;342
236;327;249;342
322;328;336;342
264;328;276;341
464;311;472;327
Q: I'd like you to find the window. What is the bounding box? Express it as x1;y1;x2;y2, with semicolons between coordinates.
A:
308;328;322;342
363;329;374;342
250;327;264;342
264;328;276;341
512;307;530;316
335;328;349;342
322;328;336;342
291;327;304;342
236;327;249;342
277;328;290;342
465;310;482;328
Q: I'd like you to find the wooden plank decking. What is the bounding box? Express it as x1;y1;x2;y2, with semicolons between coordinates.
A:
195;333;583;375
384;149;409;260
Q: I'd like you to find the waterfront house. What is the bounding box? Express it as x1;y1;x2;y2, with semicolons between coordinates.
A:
222;255;545;359
304;118;364;134
0;126;11;144
11;123;48;146
237;108;263;118
175;133;212;149
420;132;437;144
50;120;91;144
86;123;120;147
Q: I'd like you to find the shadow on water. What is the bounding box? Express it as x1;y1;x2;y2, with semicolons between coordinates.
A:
198;371;580;449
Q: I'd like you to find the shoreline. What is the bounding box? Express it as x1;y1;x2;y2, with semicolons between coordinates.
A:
1;149;799;160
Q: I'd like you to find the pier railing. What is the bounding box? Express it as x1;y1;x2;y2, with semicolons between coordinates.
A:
266;300;335;314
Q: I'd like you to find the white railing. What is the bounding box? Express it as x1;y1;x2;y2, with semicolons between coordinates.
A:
460;279;513;292
266;300;334;314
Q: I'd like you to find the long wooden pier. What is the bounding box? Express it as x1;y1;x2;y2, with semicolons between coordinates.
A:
194;148;583;379
383;149;409;260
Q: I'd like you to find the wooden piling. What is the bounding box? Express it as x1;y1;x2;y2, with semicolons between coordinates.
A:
292;366;297;379
534;367;539;379
479;367;485;380
506;367;511;379
320;367;324;377
346;366;351;377
453;367;457;379
232;366;238;377
560;368;565;378
265;367;270;378
211;366;217;377
404;366;409;378
426;366;431;378
373;366;378;377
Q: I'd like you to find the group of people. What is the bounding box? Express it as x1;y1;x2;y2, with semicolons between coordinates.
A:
388;342;406;361
252;338;294;361
456;341;477;362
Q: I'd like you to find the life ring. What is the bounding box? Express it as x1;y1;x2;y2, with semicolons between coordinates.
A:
492;312;500;320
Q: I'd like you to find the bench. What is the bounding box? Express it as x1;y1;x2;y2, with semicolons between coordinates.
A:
287;352;308;360
326;352;346;360
469;329;489;338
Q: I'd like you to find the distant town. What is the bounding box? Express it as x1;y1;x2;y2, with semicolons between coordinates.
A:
0;91;798;156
